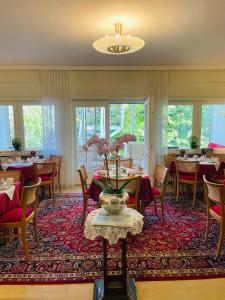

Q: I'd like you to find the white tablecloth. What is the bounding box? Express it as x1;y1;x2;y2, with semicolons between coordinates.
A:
84;207;143;245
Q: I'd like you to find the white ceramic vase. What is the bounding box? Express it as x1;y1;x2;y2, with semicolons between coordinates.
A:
99;191;129;215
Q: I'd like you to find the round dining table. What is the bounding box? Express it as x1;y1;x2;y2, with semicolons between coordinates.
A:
0;162;34;183
169;159;223;180
0;182;22;217
88;169;153;208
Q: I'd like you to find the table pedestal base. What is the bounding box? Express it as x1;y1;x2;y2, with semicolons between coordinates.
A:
93;278;137;300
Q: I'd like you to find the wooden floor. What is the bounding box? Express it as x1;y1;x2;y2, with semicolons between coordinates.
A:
1;187;225;300
1;279;225;300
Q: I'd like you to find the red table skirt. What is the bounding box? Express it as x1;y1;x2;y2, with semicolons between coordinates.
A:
169;160;224;180
0;164;34;183
0;182;22;217
88;175;152;206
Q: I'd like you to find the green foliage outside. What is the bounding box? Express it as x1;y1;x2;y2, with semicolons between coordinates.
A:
168;105;193;148
23;105;43;150
110;104;144;143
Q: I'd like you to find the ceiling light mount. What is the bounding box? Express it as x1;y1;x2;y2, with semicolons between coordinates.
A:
93;22;145;55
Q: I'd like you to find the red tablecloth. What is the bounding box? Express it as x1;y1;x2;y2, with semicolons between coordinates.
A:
0;182;22;217
89;175;152;206
169;160;221;180
0;164;34;183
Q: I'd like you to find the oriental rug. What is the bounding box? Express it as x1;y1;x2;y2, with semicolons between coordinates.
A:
0;193;225;284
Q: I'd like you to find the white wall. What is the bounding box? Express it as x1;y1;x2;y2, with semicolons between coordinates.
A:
0;69;225;101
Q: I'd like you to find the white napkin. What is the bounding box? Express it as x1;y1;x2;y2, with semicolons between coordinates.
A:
0;185;15;200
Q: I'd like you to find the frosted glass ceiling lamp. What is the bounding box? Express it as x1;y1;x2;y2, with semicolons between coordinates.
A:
93;22;145;55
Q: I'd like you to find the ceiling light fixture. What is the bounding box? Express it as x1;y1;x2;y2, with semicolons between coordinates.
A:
93;22;145;55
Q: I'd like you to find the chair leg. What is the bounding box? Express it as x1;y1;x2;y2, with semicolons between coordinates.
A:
192;183;197;205
52;183;55;205
173;176;176;194
81;197;88;225
204;213;211;242
216;223;225;257
21;226;30;261
58;175;62;194
176;181;179;202
33;215;39;245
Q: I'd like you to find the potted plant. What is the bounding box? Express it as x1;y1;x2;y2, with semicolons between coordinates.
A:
83;133;136;214
12;137;22;152
189;135;199;149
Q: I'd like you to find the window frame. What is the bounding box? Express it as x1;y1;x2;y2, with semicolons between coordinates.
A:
168;99;225;149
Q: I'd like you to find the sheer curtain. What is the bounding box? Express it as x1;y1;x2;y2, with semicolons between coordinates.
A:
146;71;169;174
40;70;75;187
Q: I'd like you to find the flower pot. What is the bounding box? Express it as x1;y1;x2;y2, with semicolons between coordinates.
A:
99;191;129;215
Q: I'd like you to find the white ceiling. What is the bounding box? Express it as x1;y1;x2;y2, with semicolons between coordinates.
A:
0;0;225;67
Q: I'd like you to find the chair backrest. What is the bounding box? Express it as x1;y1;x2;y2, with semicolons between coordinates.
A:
164;153;176;167
153;164;168;195
0;170;21;182
33;161;56;182
109;175;141;208
203;175;225;216
49;155;62;173
20;178;41;219
214;154;225;162
175;160;199;180
0;156;17;163
77;165;88;194
104;158;133;169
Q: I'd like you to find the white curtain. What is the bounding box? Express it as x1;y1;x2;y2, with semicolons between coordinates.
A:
40;70;75;187
146;71;169;174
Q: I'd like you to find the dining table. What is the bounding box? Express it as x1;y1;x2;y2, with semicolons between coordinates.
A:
0;162;34;183
169;158;223;180
0;181;22;217
88;168;153;209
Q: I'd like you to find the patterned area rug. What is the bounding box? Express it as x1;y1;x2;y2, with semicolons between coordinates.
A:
0;193;225;284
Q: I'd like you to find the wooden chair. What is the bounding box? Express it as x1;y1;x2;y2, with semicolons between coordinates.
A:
213;153;225;162
203;175;225;257
33;162;56;205
50;155;62;194
0;156;17;163
0;178;41;260
164;153;176;193
77;165;95;225
0;170;21;182
164;153;176;167
151;164;168;220
175;160;202;205
109;175;142;211
104;158;133;169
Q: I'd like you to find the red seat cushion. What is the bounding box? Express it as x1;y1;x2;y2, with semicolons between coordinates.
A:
152;187;161;196
215;175;225;180
128;194;136;204
179;174;201;181
211;205;225;216
40;175;52;182
85;187;90;195
0;207;33;223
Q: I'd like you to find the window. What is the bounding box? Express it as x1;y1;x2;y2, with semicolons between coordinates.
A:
75;106;105;170
0;105;14;150
168;104;193;148
110;103;144;143
23;105;43;150
201;104;225;148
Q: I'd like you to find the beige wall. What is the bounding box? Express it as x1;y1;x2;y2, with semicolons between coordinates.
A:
0;69;225;100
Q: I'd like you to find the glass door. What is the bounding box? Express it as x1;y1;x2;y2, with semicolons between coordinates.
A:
75;104;106;174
